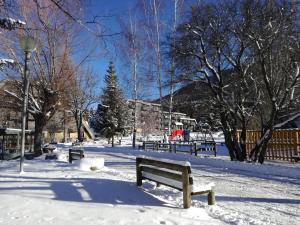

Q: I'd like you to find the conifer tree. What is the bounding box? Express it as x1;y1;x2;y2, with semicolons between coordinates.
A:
91;61;128;146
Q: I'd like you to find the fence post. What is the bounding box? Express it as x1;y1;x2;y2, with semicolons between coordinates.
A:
293;130;299;157
136;157;143;186
213;142;217;157
193;143;197;156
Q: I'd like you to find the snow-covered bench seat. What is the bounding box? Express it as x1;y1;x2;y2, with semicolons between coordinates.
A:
42;144;56;153
136;156;215;208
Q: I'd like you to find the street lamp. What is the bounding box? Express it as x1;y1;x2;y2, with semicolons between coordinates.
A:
19;36;36;173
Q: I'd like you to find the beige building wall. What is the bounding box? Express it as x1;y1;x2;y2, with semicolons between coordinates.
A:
127;100;197;136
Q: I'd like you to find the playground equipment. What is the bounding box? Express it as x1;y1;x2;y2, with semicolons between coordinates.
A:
169;129;183;141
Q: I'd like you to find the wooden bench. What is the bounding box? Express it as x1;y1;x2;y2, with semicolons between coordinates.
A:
195;140;217;157
136;156;215;208
1;149;21;160
42;145;56;153
69;149;84;163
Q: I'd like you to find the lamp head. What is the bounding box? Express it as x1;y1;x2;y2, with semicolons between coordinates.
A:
20;36;36;52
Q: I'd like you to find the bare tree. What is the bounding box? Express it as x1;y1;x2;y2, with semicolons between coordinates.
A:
141;0;165;132
66;67;98;142
118;7;146;148
174;0;300;163
174;1;257;161
0;0;82;154
167;0;185;136
245;0;300;163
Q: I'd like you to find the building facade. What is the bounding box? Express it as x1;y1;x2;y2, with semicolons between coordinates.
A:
127;100;197;136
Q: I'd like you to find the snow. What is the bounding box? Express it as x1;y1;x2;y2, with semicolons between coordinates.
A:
192;182;215;193
0;58;15;68
73;157;105;171
0;17;25;30
138;155;191;166
0;141;299;225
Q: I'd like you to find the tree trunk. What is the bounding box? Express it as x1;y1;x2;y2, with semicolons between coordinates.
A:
34;115;46;155
220;112;238;160
75;110;83;142
223;129;236;160
249;110;276;163
232;129;244;161
240;122;247;160
249;128;274;164
111;134;114;147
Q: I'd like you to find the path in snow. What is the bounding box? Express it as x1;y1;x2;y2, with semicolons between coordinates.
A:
0;150;224;225
1;144;299;225
85;146;300;225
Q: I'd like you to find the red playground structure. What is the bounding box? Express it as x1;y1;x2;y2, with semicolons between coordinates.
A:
169;129;183;141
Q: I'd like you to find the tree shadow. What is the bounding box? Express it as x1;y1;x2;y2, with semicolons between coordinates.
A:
0;174;168;207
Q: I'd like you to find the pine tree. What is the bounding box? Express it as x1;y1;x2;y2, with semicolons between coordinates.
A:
91;61;128;146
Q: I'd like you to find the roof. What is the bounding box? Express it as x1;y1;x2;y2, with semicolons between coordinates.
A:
175;122;183;126
0;127;34;135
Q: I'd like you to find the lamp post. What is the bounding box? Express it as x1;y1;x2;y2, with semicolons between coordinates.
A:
19;36;36;173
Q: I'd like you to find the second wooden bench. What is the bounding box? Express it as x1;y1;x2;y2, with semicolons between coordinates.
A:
69;149;84;163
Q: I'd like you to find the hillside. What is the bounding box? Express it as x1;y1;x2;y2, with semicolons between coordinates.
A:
159;81;213;123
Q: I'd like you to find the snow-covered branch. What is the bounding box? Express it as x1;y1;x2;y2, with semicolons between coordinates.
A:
0;58;16;69
4;89;22;102
0;17;25;30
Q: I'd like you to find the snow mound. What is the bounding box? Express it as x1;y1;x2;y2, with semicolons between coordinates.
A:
192;182;215;192
53;150;68;162
74;158;105;171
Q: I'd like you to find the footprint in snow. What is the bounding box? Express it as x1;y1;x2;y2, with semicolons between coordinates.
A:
159;220;175;225
135;208;146;213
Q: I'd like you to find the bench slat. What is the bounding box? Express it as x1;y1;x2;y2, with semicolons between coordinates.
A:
138;157;191;173
142;172;183;190
69;149;84;163
141;165;183;182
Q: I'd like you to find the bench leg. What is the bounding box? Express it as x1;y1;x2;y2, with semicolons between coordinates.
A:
68;150;71;163
208;189;216;205
183;189;192;208
182;167;191;208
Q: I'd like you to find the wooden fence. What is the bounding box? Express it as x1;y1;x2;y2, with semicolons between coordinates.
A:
238;129;300;161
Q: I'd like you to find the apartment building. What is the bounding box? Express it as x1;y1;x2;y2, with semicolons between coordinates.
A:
127;100;197;135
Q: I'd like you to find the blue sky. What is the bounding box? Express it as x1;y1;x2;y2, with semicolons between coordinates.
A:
80;0;140;99
78;0;195;100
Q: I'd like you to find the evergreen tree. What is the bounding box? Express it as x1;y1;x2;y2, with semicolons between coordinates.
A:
91;61;128;146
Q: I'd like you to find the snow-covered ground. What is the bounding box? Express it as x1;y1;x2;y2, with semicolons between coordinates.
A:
0;142;299;225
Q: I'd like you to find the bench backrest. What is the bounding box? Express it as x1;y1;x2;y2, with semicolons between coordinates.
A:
136;156;193;191
69;149;84;163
